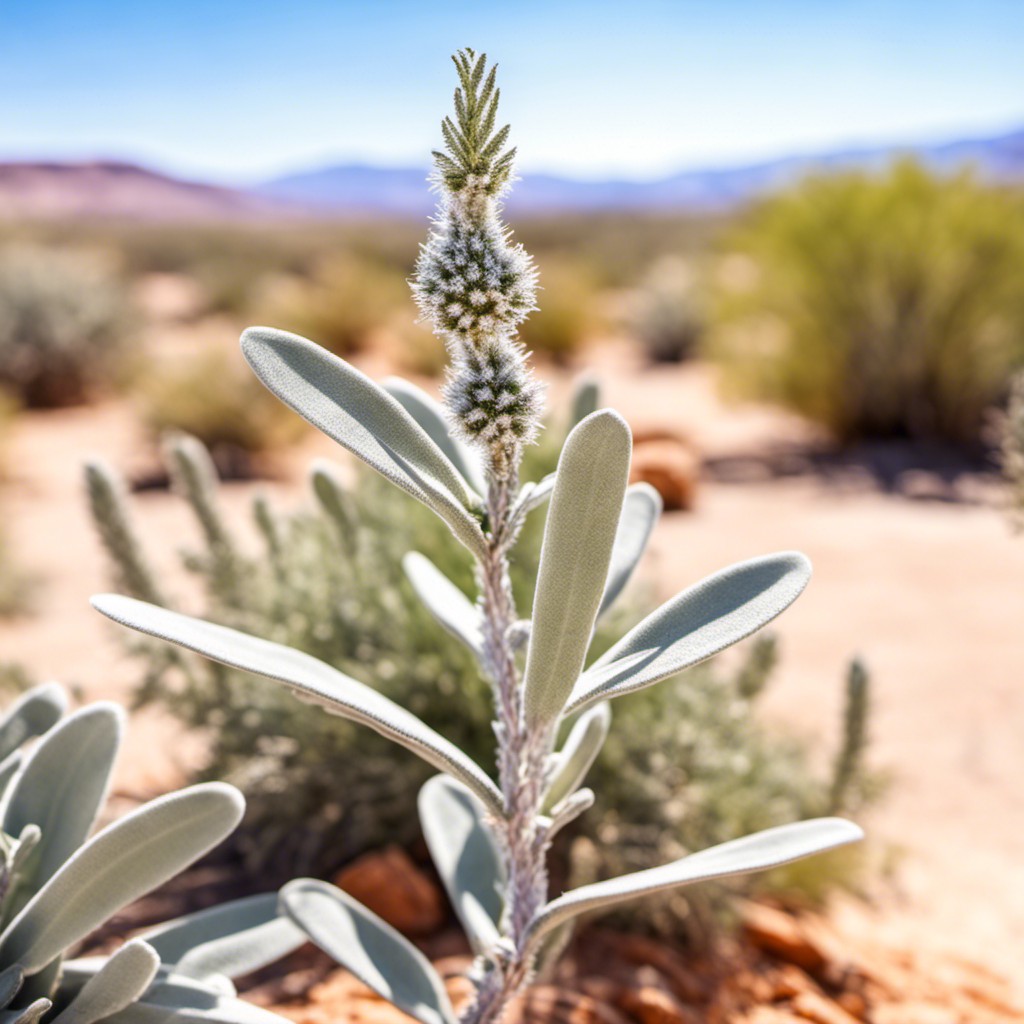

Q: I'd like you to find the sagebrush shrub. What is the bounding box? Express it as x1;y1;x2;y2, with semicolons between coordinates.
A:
712;160;1024;444
92;50;863;1024
0;246;132;407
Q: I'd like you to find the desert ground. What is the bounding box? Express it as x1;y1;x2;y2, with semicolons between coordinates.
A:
1;323;1022;995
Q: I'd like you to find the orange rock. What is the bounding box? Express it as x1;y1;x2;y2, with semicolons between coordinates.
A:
608;932;707;1001
770;964;817;1000
740;903;827;974
629;439;699;511
790;991;862;1024
617;985;700;1024
332;845;445;936
512;985;631;1024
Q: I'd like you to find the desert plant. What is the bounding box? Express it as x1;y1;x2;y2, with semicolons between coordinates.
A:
93;50;862;1024
711;160;1024;444
136;349;308;475
631;255;705;363
0;247;132;408
0;682;302;1024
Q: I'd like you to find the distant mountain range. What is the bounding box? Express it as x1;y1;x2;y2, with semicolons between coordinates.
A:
0;125;1021;221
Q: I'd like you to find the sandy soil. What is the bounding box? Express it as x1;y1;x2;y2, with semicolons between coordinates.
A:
1;338;1021;990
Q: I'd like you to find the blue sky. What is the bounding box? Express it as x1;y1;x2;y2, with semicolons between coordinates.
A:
2;0;1022;184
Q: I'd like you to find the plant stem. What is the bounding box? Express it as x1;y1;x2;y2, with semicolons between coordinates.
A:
462;472;552;1024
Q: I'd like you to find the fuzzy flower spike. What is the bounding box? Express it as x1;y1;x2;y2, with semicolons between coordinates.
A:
413;48;542;480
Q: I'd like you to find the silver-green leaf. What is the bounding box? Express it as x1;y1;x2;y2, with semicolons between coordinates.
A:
566;552;813;715
0;783;243;973
241;328;485;555
0;685;66;764
141;895;305;980
526;818;863;947
599;484;662;618
418;776;503;954
403;553;483;658
55;940;159;1024
280;880;456;1024
522;411;632;727
91;595;504;816
4;703;123;903
383;378;486;495
542;703;611;812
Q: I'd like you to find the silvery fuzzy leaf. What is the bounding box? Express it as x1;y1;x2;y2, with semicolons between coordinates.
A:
567;374;601;430
4;704;123;903
0;684;66;763
403;553;483;658
383;378;486;495
97;972;288;1024
281;880;456;1024
140;895;305;981
417;776;503;955
566;552;813;715
0;783;243;973
91;596;504;817
523;411;632;727
542;703;611;812
545;788;594;837
0;998;50;1024
10;826;41;878
599;484;662;618
513;474;555;517
526;818;863;947
0;753;22;802
0;965;24;1010
54;940;159;1024
241;328;485;556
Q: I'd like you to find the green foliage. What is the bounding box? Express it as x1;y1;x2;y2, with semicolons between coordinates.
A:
630;255;705;363
518;260;601;364
712;160;1024;443
0;684;299;1024
0;246;133;407
253;256;408;358
137;349;308;472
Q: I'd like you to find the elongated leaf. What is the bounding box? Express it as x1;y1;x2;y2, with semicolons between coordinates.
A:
141;895;305;980
98;973;287;1024
0;783;243;973
4;704;122;902
418;776;503;954
0;753;22;802
403;553;483;657
0;685;66;763
523;411;632;727
241;328;485;555
546;788;594;836
0;998;50;1024
281;880;456;1024
383;378;486;495
599;484;662;617
542;703;611;812
527;818;863;946
0;965;24;1009
566;552;812;715
56;940;159;1024
567;374;601;430
91;596;504;816
514;474;555;517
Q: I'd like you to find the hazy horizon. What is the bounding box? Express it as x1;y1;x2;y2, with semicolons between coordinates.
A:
3;0;1023;186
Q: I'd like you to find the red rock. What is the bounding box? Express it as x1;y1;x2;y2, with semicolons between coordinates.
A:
617;985;700;1024
791;991;862;1024
740;903;828;974
629;439;699;511
332;845;445;936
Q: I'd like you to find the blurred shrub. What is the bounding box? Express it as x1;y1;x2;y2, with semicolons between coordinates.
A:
518;259;603;364
1002;370;1024;529
87;428;876;938
0;246;133;406
712;160;1024;444
630;255;705;363
254;255;407;356
137;348;308;476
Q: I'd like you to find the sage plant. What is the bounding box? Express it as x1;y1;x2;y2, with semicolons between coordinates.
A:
93;50;863;1024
